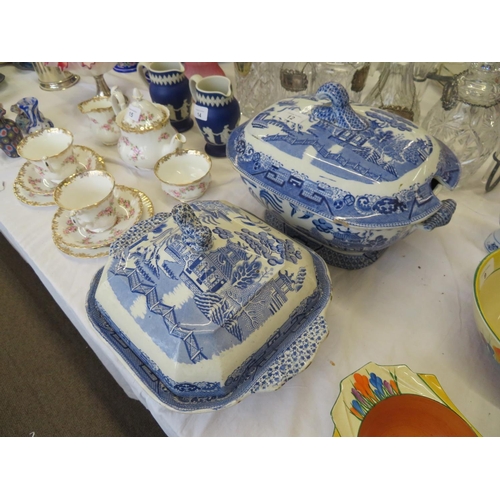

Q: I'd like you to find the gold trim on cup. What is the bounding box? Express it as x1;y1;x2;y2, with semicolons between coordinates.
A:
16;127;74;161
116;104;171;134
78;96;114;114
53;170;115;211
154;149;212;187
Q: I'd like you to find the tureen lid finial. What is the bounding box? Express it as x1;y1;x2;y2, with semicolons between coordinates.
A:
313;82;368;131
172;203;213;253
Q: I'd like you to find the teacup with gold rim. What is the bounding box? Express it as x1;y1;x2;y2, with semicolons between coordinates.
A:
54;170;118;233
154;149;211;201
17;128;77;186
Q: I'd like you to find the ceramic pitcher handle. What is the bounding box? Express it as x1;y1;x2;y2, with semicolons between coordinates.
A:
189;74;203;102
418;199;457;231
110;86;126;111
312;82;367;131
110;89;127;116
171;203;212;253
137;62;150;88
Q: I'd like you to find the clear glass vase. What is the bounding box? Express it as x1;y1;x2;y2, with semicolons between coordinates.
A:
233;62;280;120
421;62;500;186
363;62;420;123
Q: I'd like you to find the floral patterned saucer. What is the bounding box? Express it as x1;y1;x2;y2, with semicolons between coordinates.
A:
52;186;143;250
52;188;154;258
15;145;105;202
13;179;56;207
331;362;480;437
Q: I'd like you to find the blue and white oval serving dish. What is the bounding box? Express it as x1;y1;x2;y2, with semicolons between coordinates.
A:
86;200;332;412
227;82;462;270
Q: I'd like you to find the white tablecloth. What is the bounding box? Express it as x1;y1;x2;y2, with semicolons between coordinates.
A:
1;63;499;437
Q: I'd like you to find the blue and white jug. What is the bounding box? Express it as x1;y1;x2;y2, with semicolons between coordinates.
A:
189;74;240;158
138;62;193;133
10;97;54;134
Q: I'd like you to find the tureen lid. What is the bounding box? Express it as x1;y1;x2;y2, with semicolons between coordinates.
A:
228;82;461;229
118;88;169;132
91;200;331;411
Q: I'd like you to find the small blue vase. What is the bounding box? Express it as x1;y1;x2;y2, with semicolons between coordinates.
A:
189;75;240;158
10;97;54;134
138;62;193;133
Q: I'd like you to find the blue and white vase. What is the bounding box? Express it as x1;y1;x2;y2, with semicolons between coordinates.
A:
138;62;193;133
190;74;240;158
10;97;54;134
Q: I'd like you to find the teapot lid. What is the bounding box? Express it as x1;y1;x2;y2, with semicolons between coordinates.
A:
119;88;169;132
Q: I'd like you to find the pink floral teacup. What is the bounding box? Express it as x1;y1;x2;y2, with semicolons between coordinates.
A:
17;127;77;186
154;149;211;202
54;170;118;233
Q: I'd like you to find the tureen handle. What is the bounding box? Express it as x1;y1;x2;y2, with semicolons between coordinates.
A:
312;82;368;131
171;203;213;253
418;199;457;231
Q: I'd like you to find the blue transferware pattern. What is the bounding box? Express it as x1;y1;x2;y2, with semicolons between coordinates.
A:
227;82;461;269
87;201;331;412
10;97;54;135
485;229;500;253
113;62;138;73
138;62;193;133
0;104;23;158
190;75;240;158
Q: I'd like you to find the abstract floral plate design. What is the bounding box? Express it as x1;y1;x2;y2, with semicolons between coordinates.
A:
52;186;144;251
331;362;480;437
15;145;105;202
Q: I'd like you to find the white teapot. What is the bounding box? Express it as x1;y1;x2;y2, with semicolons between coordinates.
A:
111;88;186;170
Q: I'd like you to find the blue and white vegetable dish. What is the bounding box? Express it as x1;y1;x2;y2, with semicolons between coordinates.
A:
86;201;332;412
227;82;461;269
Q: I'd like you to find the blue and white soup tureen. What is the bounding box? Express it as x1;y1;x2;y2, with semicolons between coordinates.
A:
86;201;332;412
227;82;461;269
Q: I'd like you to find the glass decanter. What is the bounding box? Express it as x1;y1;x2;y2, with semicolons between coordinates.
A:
363;62;420;123
422;62;500;185
276;62;317;100
233;62;280;119
313;62;369;102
